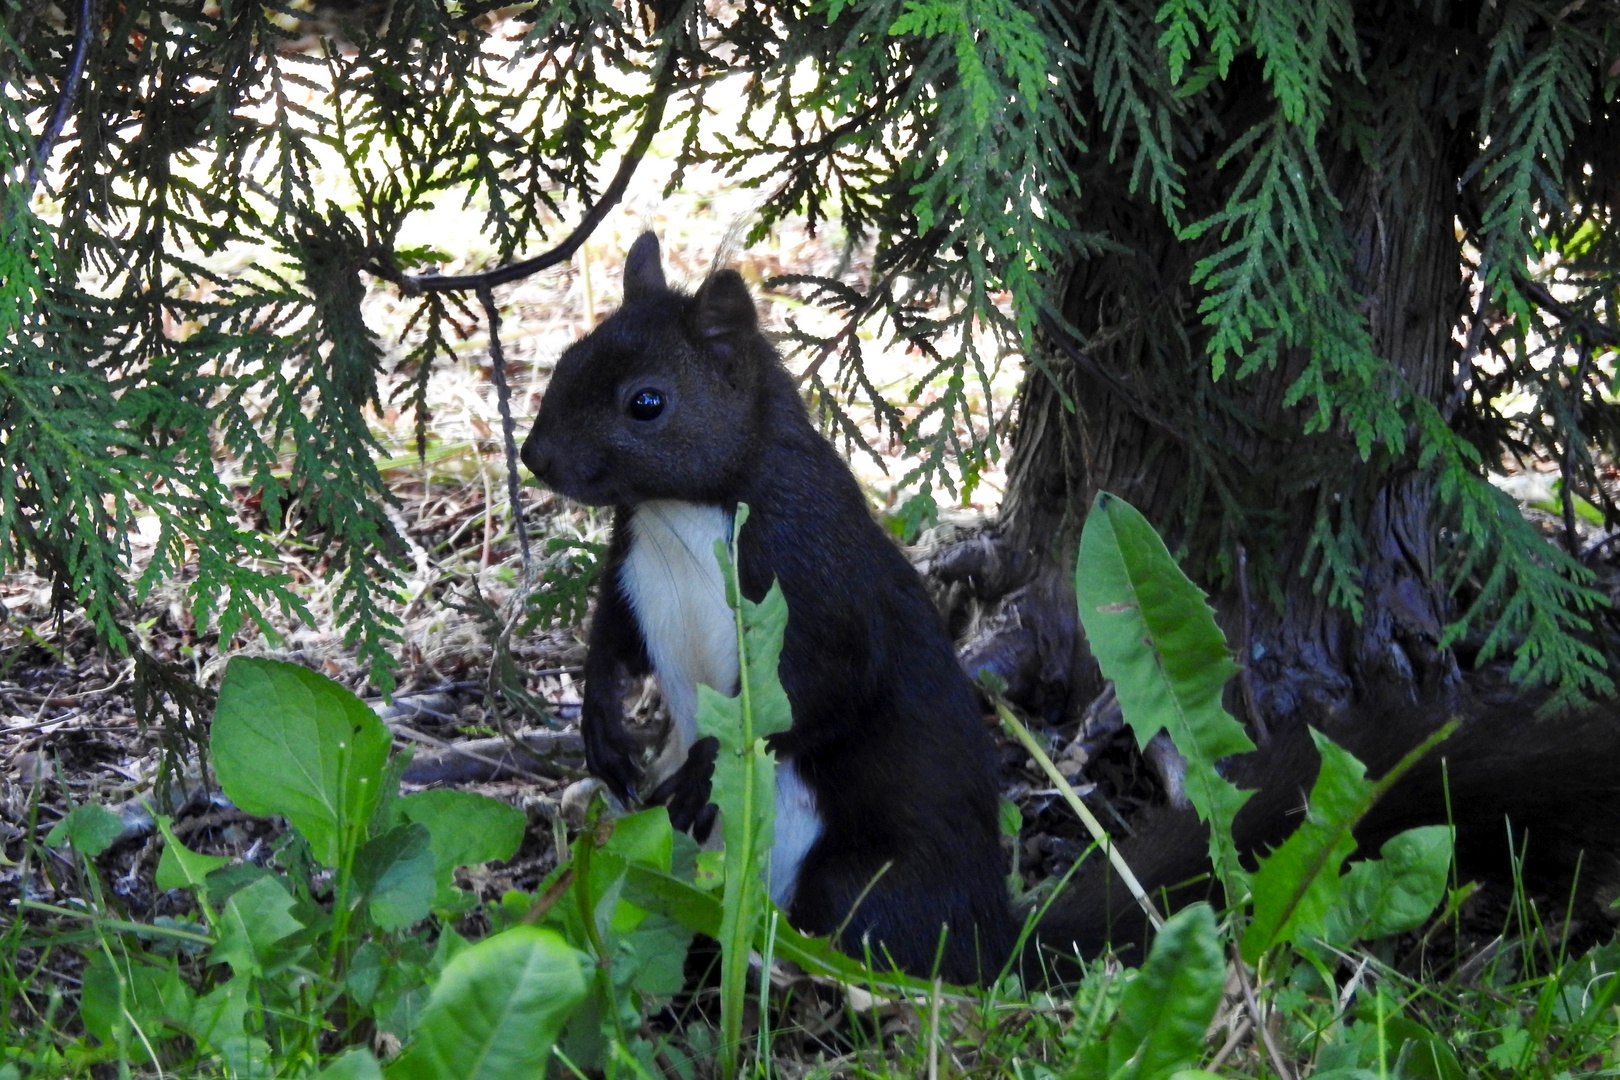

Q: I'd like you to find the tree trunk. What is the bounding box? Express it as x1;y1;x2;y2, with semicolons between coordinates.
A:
955;85;1472;742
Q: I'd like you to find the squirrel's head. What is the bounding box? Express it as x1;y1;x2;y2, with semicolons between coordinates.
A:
521;232;769;506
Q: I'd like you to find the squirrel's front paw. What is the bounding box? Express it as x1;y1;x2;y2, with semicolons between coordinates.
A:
651;736;719;843
583;718;643;805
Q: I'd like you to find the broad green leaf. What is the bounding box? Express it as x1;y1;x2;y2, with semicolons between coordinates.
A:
180;974;272;1074
1327;825;1454;943
619;911;695;1001
213;1030;275;1078
598;807;676;935
551;811;689;1074
382;986;434;1045
319;1048;385;1080
45;804;124;857
1076;491;1253;889
202;863;278;907
385;926;590;1080
1101;903;1224;1080
212;657;393;867
181;972;248;1045
623;864;723;938
211;875;304;976
601;805;675;870
80;953;193;1044
348;942;386;1007
155;815;230;896
397;789;526;889
355;823;437;931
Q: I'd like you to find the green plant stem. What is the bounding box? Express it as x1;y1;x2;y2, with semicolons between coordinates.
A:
326;735;363;980
996;702;1165;931
18;902;215;946
573;805;630;1051
717;508;761;1080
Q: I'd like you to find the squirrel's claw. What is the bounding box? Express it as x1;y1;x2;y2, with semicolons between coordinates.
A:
651;735;718;840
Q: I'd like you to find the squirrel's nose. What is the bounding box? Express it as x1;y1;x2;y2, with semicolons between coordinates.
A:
519;429;552;481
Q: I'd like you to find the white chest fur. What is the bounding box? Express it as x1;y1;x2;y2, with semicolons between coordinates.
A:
617;499;824;908
620;500;740;759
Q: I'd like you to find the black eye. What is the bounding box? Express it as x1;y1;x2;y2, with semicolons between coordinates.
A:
627;388;665;421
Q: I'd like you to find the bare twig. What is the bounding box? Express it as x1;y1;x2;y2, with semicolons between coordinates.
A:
1234;544;1269;745
1559;341;1594;555
1233;951;1296;1080
1579;529;1620;559
26;0;94;193
1207;1015;1255;1070
1517;276;1620;348
391;724;574;783
478;281;531;567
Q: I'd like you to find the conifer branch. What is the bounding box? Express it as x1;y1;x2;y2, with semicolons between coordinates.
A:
1517;276;1620;348
369;45;681;298
793;262;908;386
1037;309;1189;447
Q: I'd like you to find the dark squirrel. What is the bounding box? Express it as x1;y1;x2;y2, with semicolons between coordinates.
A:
522;233;1015;981
523;233;1620;983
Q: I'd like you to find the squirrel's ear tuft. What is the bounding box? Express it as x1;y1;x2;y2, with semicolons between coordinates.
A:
691;269;758;342
623;233;666;302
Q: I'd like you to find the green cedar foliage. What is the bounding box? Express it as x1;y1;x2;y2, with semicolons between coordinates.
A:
4;0;1620;698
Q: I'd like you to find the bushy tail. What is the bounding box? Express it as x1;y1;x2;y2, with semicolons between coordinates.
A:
1021;698;1620;982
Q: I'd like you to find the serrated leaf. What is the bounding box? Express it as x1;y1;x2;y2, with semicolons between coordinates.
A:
1076;490;1253;890
1241;725;1462;962
694;570;796;895
396;789;526;890
621;864;938;993
1242;731;1367;961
